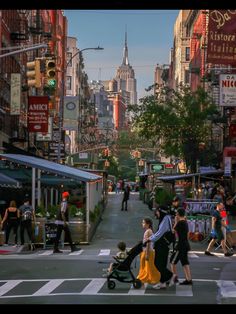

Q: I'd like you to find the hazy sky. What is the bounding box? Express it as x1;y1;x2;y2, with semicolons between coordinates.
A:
64;10;179;100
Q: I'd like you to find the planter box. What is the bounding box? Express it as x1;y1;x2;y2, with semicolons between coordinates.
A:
69;219;87;243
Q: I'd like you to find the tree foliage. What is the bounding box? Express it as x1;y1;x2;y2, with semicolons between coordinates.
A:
128;86;219;172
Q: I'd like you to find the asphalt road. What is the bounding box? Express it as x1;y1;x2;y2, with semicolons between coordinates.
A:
0;192;236;304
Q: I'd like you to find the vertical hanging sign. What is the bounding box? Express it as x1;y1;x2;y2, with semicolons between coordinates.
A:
28;96;49;133
10;73;21;115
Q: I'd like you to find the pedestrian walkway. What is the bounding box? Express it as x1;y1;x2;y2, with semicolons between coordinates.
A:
0;277;235;302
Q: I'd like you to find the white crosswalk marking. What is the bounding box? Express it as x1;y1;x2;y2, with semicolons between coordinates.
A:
0;280;22;296
188;252;199;258
69;249;84;256
38;250;53;256
218;280;236;298
98;249;110;256
128;283;147;295
176;284;193;296
80;279;106;295
33;279;64;296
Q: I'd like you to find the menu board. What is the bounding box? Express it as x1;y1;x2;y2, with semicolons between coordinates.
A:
44;223;64;248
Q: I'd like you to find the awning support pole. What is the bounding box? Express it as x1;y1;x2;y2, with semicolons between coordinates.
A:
86;182;90;243
37;169;41;208
32;167;36;209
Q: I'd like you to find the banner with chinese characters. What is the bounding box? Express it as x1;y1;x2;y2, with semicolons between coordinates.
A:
207;10;236;65
10;73;21;115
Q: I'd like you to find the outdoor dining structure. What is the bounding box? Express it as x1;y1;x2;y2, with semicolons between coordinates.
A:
0;154;103;244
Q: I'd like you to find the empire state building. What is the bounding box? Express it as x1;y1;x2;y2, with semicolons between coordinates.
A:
115;32;137;105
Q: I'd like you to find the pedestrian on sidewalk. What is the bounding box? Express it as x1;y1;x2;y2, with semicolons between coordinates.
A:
121;184;130;211
137;217;161;285
170;207;192;285
205;202;234;257
54;191;81;253
19;198;36;250
1;200;20;245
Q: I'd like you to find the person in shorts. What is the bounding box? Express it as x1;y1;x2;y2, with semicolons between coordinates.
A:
205;202;234;257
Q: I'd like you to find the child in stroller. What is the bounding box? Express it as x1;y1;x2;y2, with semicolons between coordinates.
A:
107;241;128;273
106;241;143;290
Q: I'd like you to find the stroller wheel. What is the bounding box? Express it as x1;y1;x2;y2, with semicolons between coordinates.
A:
133;279;142;289
107;280;116;290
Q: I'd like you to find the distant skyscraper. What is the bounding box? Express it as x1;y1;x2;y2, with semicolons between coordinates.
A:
115;31;137;105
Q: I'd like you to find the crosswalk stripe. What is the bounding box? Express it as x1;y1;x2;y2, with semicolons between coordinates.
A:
0;280;22;296
188;253;199;258
38;250;53;256
128;283;147;295
98;249;110;256
175;284;193;296
69;249;84;256
80;278;106;295
33;279;64;296
218;280;236;298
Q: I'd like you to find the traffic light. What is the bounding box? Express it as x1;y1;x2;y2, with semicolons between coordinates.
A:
26;59;41;88
45;58;56;88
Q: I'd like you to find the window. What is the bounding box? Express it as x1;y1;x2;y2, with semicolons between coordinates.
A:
67;52;72;67
185;47;190;61
66;76;72;90
185;70;190;84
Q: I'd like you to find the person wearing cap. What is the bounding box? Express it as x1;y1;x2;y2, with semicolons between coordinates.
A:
53;191;80;253
147;205;175;289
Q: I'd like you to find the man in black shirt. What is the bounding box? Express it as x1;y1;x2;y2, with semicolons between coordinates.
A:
169;207;192;285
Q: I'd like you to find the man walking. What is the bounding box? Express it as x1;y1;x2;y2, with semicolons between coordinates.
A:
19;198;36;250
121;185;130;211
205;202;234;257
54;191;80;253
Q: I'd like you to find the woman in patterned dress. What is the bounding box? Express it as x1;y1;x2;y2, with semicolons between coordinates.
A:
137;217;161;285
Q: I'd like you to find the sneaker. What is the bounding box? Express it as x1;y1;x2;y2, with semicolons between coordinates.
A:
71;247;81;252
179;280;193;285
153;282;167;289
224;252;234;257
53;249;63;253
205;251;215;256
168;274;178;287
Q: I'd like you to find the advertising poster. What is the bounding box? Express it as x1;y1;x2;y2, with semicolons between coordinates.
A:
219;74;236;106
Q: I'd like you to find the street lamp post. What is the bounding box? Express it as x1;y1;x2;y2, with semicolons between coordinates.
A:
57;46;104;163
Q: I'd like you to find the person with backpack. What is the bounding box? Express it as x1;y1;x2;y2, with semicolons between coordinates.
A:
19;198;36;250
170;207;192;285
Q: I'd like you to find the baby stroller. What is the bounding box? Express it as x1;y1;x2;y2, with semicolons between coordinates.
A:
107;241;143;290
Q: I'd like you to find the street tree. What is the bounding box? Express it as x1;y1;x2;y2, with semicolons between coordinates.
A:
128;85;219;173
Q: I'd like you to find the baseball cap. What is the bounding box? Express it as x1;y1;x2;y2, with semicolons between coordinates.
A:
62;191;70;198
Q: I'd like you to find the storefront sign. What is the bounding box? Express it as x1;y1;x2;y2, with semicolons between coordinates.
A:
63;96;79;131
207;10;236;65
220;74;236;106
229;124;236;137
28;96;49;133
36;117;53;141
